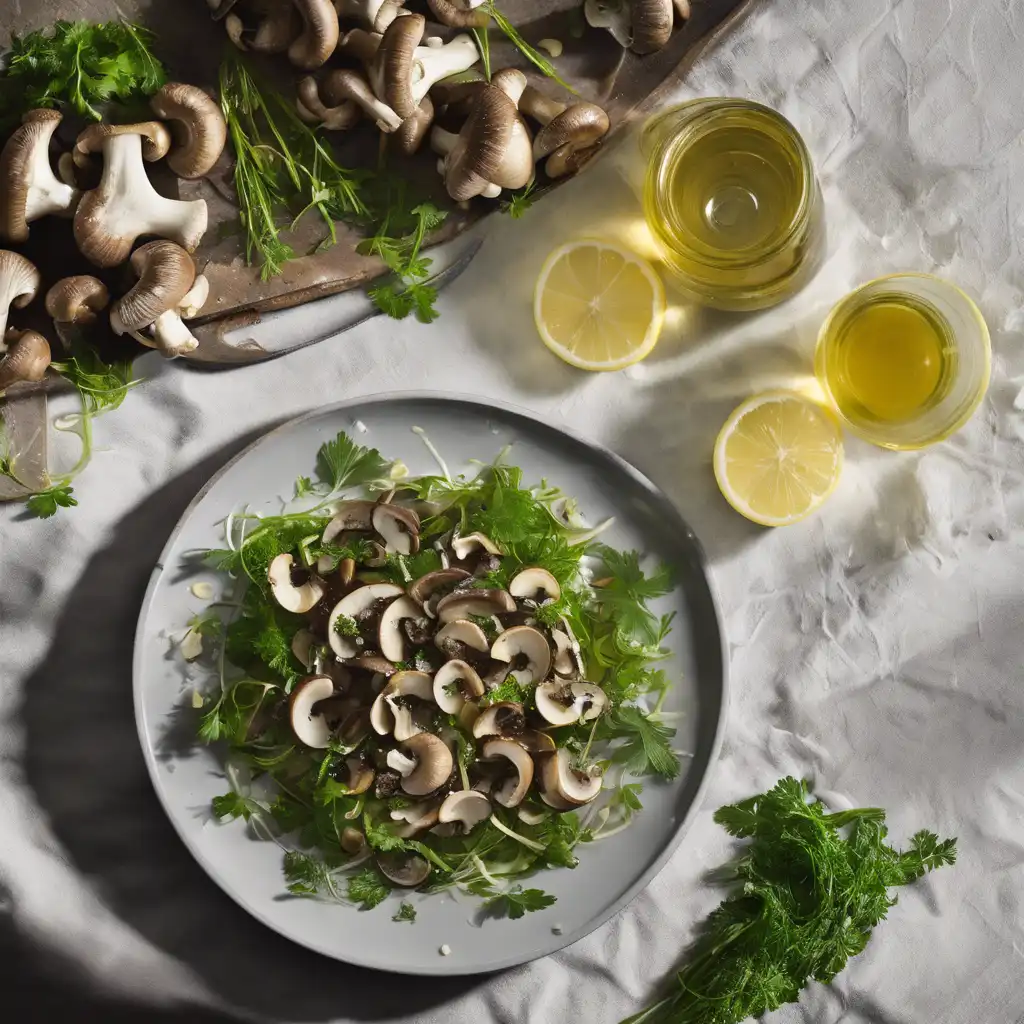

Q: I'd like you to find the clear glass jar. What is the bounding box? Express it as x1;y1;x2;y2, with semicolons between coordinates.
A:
641;98;825;311
815;273;991;449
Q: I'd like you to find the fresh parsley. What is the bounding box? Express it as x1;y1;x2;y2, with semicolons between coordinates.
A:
392;901;417;923
601;706;680;780
347;867;391;910
620;778;957;1024
25;484;77;519
333;614;359;638
481;885;556;920
315;430;393;493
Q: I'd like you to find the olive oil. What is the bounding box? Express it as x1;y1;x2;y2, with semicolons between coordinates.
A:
643;99;824;310
815;274;991;450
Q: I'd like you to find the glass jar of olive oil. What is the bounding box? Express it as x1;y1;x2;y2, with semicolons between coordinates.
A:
815;274;991;449
642;98;825;310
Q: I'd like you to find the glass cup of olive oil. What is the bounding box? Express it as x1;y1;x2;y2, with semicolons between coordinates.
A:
815;274;991;450
641;98;825;311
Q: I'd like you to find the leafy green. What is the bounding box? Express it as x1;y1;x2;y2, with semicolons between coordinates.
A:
333;614;359;638
393;901;417;923
0;19;166;131
212;791;261;822
539;811;591;869
283;850;346;901
620;778;957;1024
347;867;391;910
481;885;556;920
600;706;680;780
198;680;277;745
478;678;529;706
26;484;77;518
316;430;393;493
483;4;573;91
51;345;138;416
592;545;673;644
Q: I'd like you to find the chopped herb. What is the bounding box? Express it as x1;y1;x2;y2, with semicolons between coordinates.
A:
393;901;417;923
478;678;529;706
347;867;391;910
333;614;359;638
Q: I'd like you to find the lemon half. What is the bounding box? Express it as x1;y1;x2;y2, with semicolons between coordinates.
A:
533;240;665;371
714;391;844;527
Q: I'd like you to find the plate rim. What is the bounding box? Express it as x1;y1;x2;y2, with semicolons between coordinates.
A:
132;390;729;975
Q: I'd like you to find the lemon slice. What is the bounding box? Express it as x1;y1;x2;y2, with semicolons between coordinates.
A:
534;240;665;371
714;392;844;527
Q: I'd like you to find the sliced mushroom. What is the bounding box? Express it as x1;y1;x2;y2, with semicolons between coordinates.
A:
0;251;40;346
490;626;551;685
0;109;78;244
291;628;317;670
433;659;485;714
336;0;407;31
369;669;434;737
427;0;490;28
451;531;502;560
481;738;534;807
472;701;525;739
517;729;557;754
434;618;490;657
290;0;341;68
377;850;430;887
341;826;366;855
535;680;609;727
509;566;561;604
109;241;206;357
288;674;336;747
322;500;377;541
400;732;454;795
372;502;420;554
550;628;576;677
268;553;326;613
390;800;440;836
386;747;418;776
408;567;471;610
0;330;51;393
539;747;602;808
430;68;532;201
347;652;399;675
150;83;228;179
45;276;109;326
343;754;376;794
378;594;423;662
328;581;404;657
73;122;207;267
518;86;609;180
437;789;491;832
436;589;515;623
296;76;361;130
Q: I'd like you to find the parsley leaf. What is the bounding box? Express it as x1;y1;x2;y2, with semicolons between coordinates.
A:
333;614;359;638
592;545;673;644
479;678;529;706
211;792;256;821
347;867;391;910
26;484;77;518
316;431;392;493
483;886;556;920
283;851;337;898
392;901;417;923
602;706;680;780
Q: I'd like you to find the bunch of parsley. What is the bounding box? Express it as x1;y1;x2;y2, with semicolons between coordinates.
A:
622;778;957;1024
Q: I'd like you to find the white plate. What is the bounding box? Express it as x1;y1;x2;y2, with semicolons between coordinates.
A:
133;393;727;975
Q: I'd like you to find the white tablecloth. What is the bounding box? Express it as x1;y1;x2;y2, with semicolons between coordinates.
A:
3;0;1023;1021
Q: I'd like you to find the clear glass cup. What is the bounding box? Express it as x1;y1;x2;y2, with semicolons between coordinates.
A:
814;273;991;450
641;98;826;311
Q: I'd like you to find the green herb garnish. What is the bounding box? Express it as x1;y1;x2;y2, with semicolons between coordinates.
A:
392;901;417;923
479;885;557;920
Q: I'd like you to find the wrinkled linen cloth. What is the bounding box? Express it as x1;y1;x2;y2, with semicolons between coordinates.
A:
2;1;1024;1022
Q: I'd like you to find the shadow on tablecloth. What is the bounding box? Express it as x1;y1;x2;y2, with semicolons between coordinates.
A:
18;428;490;1022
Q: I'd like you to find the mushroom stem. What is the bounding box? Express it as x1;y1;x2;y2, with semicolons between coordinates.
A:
322;70;403;132
296;76;361;130
518;87;566;127
430;125;459;156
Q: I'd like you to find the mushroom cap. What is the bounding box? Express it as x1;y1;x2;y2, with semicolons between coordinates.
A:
268;553;327;614
378;594;423;662
539;747;602;808
533;102;610;162
436;589;515;623
250;1;299;53
426;0;490;27
344;753;376;794
0;251;42;338
289;0;341;68
490;625;552;684
328;581;404;657
434;618;490;655
390;800;441;833
516;728;557;754
377;850;430;887
372;502;421;554
535;680;609;727
322;499;377;540
291;628;317;670
296;76;361;131
481;738;534;807
471;701;525;739
0;109;73;244
288;674;337;747
74;121;172;164
451;531;502;559
341;826;366;855
0;330;51;392
370;669;434;736
378;12;426;119
545;140;601;180
150;82;229;179
408;567;471;608
433;658;485;714
400;732;454;795
114;241;197;332
393;96;435;156
45;276;109;324
631;0;675;53
508;566;562;603
437;789;492;831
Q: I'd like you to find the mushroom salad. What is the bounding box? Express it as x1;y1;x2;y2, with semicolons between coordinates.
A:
190;430;682;916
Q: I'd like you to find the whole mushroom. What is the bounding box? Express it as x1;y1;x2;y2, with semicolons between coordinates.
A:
0;251;41;347
321;69;403;132
0;330;51;394
296;76;361;130
430;68;533;201
109;241;210;358
518;86;610;179
45;276;110;327
0;109;79;244
584;0;687;53
289;0;341;68
150;83;229;179
73;122;208;268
